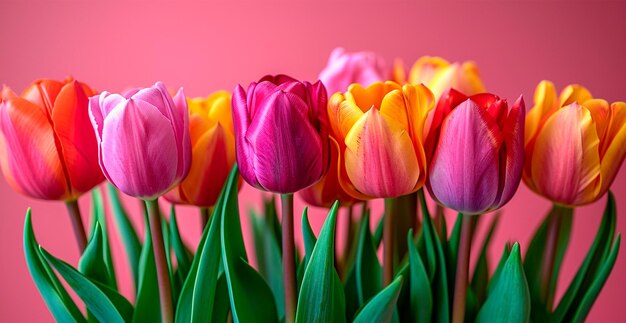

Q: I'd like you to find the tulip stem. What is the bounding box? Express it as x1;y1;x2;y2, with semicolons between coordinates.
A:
200;207;211;233
145;199;173;323
281;193;297;323
64;200;87;253
452;214;474;323
540;205;571;308
383;198;396;286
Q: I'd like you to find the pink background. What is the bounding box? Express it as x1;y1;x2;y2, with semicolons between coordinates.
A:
1;1;625;321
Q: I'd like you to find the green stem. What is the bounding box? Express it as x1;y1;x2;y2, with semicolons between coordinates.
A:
383;198;396;286
145;199;173;323
64;200;87;253
452;214;474;323
281;193;296;323
200;207;211;233
540;205;569;308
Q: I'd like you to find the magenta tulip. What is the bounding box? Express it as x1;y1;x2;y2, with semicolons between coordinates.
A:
232;74;330;194
319;47;389;96
425;89;525;214
89;82;191;199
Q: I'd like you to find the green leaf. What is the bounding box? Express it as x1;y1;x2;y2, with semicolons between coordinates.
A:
471;214;499;305
175;195;222;323
354;211;382;306
296;202;346;323
90;188;117;290
408;229;432;323
476;243;530;323
553;192;617;322
211;273;231;323
250;208;284;319
297;208;317;290
373;212;384;248
489;243;511;294
169;206;192;288
263;195;282;250
353;276;403;323
107;184;141;289
79;223;115;289
23;209;85;322
446;213;462;287
40;247;133;323
220;166;278;322
132;215;160;323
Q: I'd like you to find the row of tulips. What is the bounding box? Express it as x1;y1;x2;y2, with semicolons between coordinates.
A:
1;48;624;323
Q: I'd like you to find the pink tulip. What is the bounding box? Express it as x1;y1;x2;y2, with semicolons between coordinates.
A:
319;47;389;96
232;74;330;194
425;89;525;214
89;82;191;199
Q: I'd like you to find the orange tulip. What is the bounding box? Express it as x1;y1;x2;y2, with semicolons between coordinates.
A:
524;81;626;206
0;78;103;200
328;81;434;199
164;91;236;207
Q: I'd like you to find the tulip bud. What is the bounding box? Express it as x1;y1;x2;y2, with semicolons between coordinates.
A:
524;81;626;206
0;78;104;200
328;81;435;199
405;56;486;99
89;82;191;199
164;91;236;207
319;47;389;96
425;89;525;214
232;75;330;194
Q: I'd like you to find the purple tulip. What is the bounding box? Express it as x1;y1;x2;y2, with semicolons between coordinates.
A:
319;47;389;96
89;82;191;199
232;75;330;194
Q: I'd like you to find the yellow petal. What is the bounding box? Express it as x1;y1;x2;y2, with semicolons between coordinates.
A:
207;91;234;135
328;92;363;140
525;80;558;145
598;102;626;195
559;84;593;107
408;56;449;85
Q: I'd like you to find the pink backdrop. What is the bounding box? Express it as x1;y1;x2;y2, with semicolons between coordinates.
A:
1;1;625;321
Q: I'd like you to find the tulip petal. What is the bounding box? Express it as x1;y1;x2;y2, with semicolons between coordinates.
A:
0;98;68;199
52;81;103;195
20;79;64;116
493;96;525;208
408;56;449;86
424;88;468;160
100;99;178;199
232;84;259;188
90;92;126;142
344;107;419;198
598;102;626;195
559;84;592;107
207;91;234;135
526;81;557;145
530;103;601;205
328;93;364;140
245;91;324;193
428;99;502;214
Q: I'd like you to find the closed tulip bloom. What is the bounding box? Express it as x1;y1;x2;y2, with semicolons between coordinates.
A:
0;78;104;200
425;89;524;214
405;56;486;99
319;47;389;96
164;91;236;207
524;81;626;206
328;81;435;199
89;82;191;199
232;75;330;194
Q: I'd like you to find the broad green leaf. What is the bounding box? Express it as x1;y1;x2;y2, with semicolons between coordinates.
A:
408;229;432;323
354;211;381;306
488;243;511;293
343;265;359;321
296;202;346;323
211;273;231;323
23;210;85;322
40;247;133;323
169;206;192;288
446;213;462;289
553;192;617;322
373;212;384;248
297;208;317;289
353;276;403;323
175;195;222;323
572;234;621;322
90;188;117;290
220;166;278;322
107;184;141;288
79;223;115;289
476;243;530;323
132;215;160;323
471;214;499;305
263;195;282;249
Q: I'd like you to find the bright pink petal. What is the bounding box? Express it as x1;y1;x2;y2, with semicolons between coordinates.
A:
493;96;525;208
232;84;259;188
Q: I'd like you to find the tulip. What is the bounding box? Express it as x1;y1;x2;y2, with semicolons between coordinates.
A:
88;82;191;199
524;81;626;206
328;81;435;199
0;78;103;200
402;56;486;99
425;89;525;215
232;74;330;194
164;90;236;207
319;47;389;96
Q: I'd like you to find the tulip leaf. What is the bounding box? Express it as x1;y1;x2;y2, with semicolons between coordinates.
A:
169;206;192;291
353;276;403;323
220;166;278;322
107;183;141;289
343;263;360;321
79;223;115;290
132;215;160;323
553;192;617;322
476;243;530;323
446;213;463;284
408;229;432;323
297;207;317;289
175;194;222;323
250;208;284;319
489;243;511;294
211;273;231;323
373;213;384;248
296;201;346;323
90;188;117;290
263;195;282;250
23;209;85;323
354;210;381;306
471;214;499;305
39;247;133;323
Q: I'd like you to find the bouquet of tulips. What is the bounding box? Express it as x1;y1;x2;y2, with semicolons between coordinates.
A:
1;48;623;323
